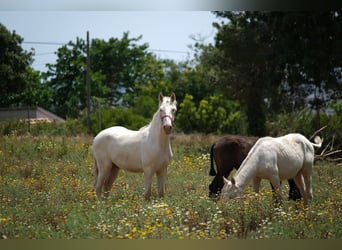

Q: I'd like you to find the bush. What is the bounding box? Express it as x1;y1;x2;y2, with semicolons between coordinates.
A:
266;109;342;157
0;119;87;136
177;94;245;134
90;107;149;134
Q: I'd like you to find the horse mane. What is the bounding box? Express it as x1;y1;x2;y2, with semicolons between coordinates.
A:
139;110;160;131
234;137;270;175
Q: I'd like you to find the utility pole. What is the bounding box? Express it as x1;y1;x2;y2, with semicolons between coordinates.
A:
86;31;91;134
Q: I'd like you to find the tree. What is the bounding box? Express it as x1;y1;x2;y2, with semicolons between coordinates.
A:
177;94;197;133
45;38;87;118
45;32;162;119
177;93;243;134
201;11;342;135
0;23;35;107
91;32;156;107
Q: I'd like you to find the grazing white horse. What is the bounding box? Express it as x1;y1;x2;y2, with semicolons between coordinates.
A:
93;92;177;200
223;133;322;206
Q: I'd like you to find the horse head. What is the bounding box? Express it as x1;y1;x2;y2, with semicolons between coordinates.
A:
223;177;242;201
159;92;177;135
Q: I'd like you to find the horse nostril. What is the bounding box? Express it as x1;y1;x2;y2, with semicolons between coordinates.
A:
163;125;172;134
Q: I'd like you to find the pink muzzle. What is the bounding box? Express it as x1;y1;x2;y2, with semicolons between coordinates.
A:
160;114;174;134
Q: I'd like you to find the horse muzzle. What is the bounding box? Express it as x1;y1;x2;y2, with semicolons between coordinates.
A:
163;125;172;135
161;114;174;135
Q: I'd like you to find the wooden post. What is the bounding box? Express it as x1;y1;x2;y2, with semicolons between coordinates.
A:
27;108;30;132
86;31;91;134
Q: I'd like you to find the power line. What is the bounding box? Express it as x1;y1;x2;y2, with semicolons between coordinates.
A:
148;48;188;54
23;41;65;46
23;41;189;55
35;52;56;56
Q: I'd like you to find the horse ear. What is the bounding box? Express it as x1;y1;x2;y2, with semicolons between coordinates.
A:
159;92;164;104
223;176;229;185
231;177;236;185
170;92;176;102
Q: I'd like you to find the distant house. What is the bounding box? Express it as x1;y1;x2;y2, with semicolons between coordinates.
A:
0;106;65;124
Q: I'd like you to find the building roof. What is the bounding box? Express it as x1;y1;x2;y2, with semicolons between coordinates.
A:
0;106;65;123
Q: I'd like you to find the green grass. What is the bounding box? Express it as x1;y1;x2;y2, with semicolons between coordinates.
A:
0;134;341;239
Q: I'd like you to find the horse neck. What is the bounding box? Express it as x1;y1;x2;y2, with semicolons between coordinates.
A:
234;155;258;190
147;111;170;148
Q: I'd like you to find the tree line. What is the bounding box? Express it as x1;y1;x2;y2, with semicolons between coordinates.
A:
1;12;341;144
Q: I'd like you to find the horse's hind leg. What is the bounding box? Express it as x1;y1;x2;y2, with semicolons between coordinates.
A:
94;159;111;198
288;178;301;201
209;174;225;200
301;162;313;200
293;173;308;206
104;164;120;197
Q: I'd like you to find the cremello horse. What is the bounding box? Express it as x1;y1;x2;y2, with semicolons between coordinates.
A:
223;133;322;206
93;93;177;200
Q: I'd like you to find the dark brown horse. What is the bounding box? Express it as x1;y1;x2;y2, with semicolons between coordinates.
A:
209;134;301;201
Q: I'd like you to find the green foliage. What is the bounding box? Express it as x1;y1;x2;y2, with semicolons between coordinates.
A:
45;38;87;118
0;134;341;239
266;110;342;152
204;11;342;136
2;13;342;136
90;107;148;134
332;101;342;116
0;23;36;107
177;94;197;133
177;94;245;134
44;32;165;119
0;119;86;137
90;33;156;106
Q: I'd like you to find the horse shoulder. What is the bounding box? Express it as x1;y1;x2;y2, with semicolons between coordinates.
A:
142;141;172;169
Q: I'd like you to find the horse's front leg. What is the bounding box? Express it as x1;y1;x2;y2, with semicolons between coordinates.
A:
252;176;261;193
143;170;153;201
157;167;167;198
269;175;282;203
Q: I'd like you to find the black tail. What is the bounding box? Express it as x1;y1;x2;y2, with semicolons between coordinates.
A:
209;143;216;176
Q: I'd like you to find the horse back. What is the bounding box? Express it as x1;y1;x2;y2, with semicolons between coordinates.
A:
255;134;315;179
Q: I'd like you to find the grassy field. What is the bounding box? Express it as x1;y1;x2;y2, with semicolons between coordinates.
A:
0;134;341;239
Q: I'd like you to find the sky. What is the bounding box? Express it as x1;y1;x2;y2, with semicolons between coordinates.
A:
0;11;218;72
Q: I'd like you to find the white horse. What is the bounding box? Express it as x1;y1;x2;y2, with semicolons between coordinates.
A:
223;133;322;206
93;92;177;200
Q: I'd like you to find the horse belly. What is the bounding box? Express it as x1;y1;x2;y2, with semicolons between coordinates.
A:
109;139;144;172
277;154;303;180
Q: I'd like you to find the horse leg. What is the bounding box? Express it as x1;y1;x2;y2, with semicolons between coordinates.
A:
269;175;282;203
252;176;261;193
293;173;308;207
301;162;313;200
209;174;225;200
156;167;167;198
288;178;301;201
103;164;120;198
143;170;153;201
94;159;111;198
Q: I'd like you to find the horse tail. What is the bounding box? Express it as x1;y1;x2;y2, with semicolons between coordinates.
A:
312;136;323;148
209;143;216;176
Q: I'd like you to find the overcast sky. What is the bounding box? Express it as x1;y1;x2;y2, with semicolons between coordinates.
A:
0;11;218;72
